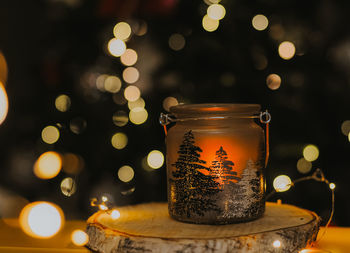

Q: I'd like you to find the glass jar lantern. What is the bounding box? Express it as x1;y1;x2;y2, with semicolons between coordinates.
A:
160;104;271;224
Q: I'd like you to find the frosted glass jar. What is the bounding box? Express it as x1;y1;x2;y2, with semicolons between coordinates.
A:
161;104;270;224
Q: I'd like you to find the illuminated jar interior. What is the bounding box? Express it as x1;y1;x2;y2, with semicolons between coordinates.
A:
166;104;266;224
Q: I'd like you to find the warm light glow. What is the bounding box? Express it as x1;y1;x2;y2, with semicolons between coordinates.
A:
348;132;350;142
34;151;62;179
278;41;296;60
118;165;134;182
202;15;219;32
341;120;350;136
112;111;129;127
303;144;319;162
60;177;76;196
129;107;148;125
266;73;281;90
128;97;145;110
329;183;336;190
124;85;141;101
147;150;164;169
113;22;132;41
297;158;312;174
168;34;185;51
99;204;108;211
0;82;8;125
96;74;108;91
207;4;226;20
111;209;121;220
19;202;64;238
273;175;292;192
104;76;121;93
111;132;128;150
273;240;281;248
122;67;139;84
62;153;84;174
101;196;108;202
162;97;178;111
0;52;8;84
252;14;269;31
120;49;138;66
55;94;71;112
41;126;60;144
71;229;89;246
107;38;126;57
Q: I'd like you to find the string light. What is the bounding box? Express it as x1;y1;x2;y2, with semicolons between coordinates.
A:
202;15;219;32
129;107;148;125
113;22;132;41
266;73;282;90
272;240;282;248
19;201;64;238
278;41;296;60
273;175;292;192
55;94;71;112
122;67;140;84
99;204;108;211
107;38;126;57
303;144;319;162
111;132;128;150
0;81;8;125
252;14;269;31
71;229;89;246
111;209;121;220
118;165;134;183
41;125;60;144
147;150;164;169
120;49;138;66
329;183;336;190
34;151;62;179
207;4;226;20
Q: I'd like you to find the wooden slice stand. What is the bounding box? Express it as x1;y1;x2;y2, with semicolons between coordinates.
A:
86;202;320;253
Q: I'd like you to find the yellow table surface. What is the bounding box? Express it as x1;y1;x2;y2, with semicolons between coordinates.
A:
0;218;349;252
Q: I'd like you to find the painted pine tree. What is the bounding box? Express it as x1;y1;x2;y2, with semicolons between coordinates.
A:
210;146;240;187
171;130;222;217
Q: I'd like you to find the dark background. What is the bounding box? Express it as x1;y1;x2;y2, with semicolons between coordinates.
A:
0;0;349;226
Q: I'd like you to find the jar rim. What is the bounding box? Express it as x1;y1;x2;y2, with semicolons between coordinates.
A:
170;103;261;118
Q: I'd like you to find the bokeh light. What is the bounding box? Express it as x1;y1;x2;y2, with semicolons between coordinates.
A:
202;15;219;32
207;4;226;20
55;94;71;112
124;85;141;102
266;73;281;90
104;75;121;93
273;240;281;248
329;183;336;190
70;117;87;134
19;201;64;238
168;34;186;51
107;38;126;57
273;175;292;192
62;153;84;174
113;92;127;105
147;150;164;169
252;14;269;31
341;120;350;136
133;20;148;36
111;132;128;150
120;49;138;66
278;41;296;60
163;96;178;111
71;229;89;246
303;144;319;162
118;165;134;182
0;82;8;125
60;177;77;197
129;107;148;125
99;204;108;211
113;22;132;41
128;97;145;110
122;67;139;84
96;74;108;91
112;110;129;127
297;158;312;174
348;132;350;142
41;125;60;144
111;209;121;220
34;151;62;179
0;52;8;84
